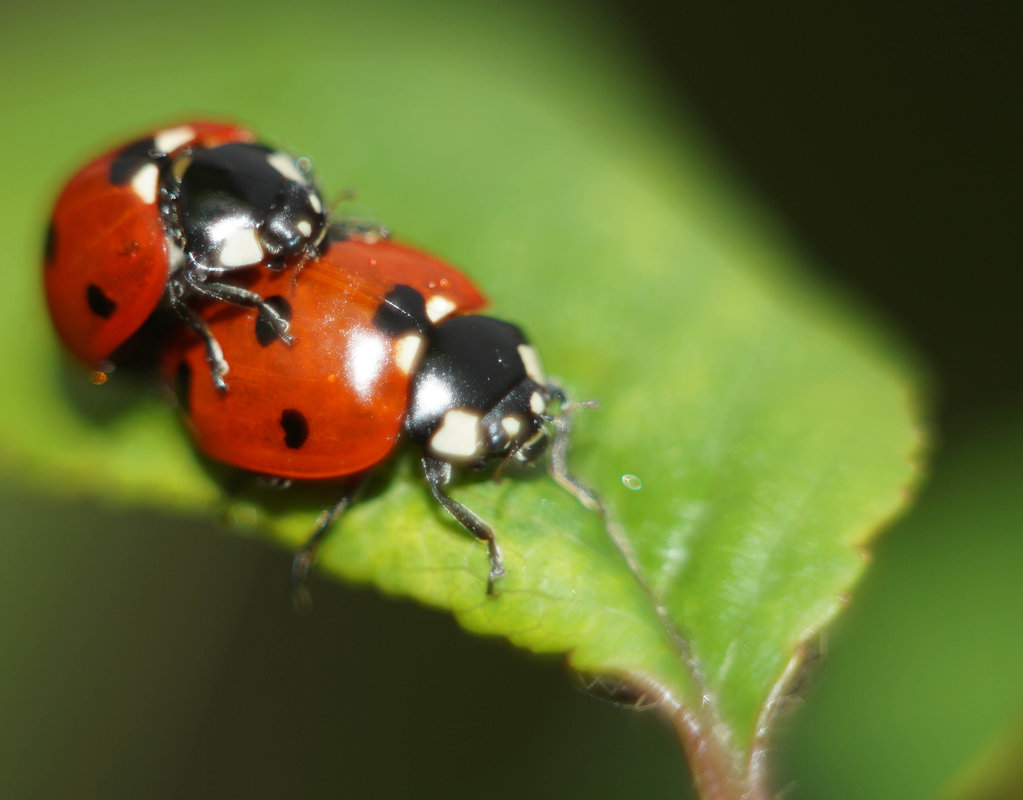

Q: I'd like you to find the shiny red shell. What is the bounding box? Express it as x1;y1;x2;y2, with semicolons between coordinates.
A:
43;121;255;367
161;238;487;479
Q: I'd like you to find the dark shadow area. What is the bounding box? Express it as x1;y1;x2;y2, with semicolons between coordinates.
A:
54;309;175;423
601;0;1022;427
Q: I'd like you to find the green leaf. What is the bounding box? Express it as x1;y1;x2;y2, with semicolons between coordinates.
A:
1;1;923;796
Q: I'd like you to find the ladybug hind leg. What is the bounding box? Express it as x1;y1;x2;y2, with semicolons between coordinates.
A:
422;455;505;595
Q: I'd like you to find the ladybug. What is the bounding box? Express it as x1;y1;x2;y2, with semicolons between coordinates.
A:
161;233;601;594
44;121;329;390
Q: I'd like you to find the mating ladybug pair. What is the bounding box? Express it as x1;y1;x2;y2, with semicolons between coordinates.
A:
44;121;602;595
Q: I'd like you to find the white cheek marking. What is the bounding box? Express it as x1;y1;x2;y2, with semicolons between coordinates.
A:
154;125;195;154
394;332;425;374
430;409;482;459
501;415;523;438
267;151;306;183
425;294;456;323
530;391;546;415
130;163;159;204
518;345;545;384
308;192;322;214
219;228;264;267
296;220;313;237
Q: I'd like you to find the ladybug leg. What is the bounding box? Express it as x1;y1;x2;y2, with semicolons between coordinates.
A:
166;281;229;392
544;383;648;580
325;189;390;243
422;455;505;594
328;217;391;244
181;269;295;345
256;475;293;490
290;479;366;611
544;380;604;515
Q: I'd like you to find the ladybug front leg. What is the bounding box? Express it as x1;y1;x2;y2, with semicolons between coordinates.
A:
329;217;391;244
326;188;391;244
167;278;229;393
541;382;644;578
544;381;605;515
422;455;505;594
180;267;296;346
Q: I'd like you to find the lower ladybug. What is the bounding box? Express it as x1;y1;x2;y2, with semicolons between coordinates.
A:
44;121;330;390
161;233;601;594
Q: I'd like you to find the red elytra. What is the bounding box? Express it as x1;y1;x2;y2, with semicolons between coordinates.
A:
43;121;255;368
161;237;487;479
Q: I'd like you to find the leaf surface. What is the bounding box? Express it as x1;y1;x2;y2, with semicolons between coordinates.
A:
0;2;924;796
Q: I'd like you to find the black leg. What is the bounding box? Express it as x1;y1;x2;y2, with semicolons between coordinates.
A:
181;267;295;345
167;278;229;392
255;475;293;490
290;480;365;611
422;456;505;594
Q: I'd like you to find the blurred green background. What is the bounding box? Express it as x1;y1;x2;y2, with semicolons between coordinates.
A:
1;1;1020;798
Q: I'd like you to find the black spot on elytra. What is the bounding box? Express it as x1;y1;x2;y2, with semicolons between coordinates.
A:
44;221;57;265
109;137;158;185
175;361;192;415
373;285;428;336
86;284;117;319
280;409;309;449
255;296;292;347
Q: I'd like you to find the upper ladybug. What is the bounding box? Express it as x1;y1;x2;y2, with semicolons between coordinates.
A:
43;121;330;390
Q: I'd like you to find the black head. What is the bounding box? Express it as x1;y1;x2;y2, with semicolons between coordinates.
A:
405;315;555;468
163;142;327;272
